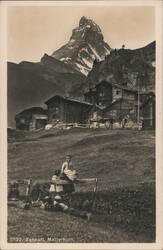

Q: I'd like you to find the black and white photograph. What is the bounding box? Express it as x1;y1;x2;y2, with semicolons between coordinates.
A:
0;0;162;249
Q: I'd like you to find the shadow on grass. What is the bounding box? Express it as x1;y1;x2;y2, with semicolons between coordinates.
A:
28;181;155;242
70;182;155;242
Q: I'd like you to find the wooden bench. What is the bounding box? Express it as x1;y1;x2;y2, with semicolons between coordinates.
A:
51;178;98;192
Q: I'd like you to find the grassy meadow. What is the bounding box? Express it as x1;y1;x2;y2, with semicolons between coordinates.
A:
8;128;155;242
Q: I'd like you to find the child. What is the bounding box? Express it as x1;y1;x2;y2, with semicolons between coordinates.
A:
60;155;78;193
41;194;92;221
49;169;63;197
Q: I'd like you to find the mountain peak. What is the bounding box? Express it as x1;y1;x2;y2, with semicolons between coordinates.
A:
79;16;91;25
79;16;101;32
52;17;111;75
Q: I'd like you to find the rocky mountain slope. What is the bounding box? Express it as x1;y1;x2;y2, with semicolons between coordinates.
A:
86;41;155;92
52;16;111;75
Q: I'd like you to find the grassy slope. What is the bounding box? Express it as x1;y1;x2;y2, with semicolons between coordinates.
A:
8;129;155;242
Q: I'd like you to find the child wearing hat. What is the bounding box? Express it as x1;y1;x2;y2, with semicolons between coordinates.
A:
49;169;64;197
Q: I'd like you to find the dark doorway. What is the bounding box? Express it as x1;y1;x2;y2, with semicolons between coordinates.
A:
35;119;47;129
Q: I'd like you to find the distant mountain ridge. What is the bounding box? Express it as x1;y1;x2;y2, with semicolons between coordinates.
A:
86;41;155;92
40;53;80;74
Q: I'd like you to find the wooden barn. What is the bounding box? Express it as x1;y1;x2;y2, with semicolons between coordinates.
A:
84;81;137;108
141;93;155;129
45;95;93;124
15;107;48;131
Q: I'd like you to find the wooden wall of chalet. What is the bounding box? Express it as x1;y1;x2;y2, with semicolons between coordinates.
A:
63;101;90;124
84;90;97;104
112;87;136;103
112;87;123;102
95;82;112;107
104;99;137;122
15;114;47;131
122;89;136;101
15;117;29;130
47;98;63;122
47;98;91;124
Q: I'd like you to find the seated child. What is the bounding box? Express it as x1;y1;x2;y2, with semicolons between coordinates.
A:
49;170;63;196
41;194;92;221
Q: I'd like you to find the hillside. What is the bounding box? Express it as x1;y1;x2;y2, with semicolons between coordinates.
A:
8;62;87;127
8;128;155;184
8;129;155;242
86;41;155;92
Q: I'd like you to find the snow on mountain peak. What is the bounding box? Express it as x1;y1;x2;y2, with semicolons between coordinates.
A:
52;17;111;75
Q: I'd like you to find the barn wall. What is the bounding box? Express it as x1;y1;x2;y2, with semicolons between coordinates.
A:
122;89;136;101
84;90;97;104
64;101;90;124
15;117;29;130
47;98;91;124
47;99;65;123
112;87;123;102
104;101;137;122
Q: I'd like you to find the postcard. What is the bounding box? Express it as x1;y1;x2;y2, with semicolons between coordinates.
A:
0;0;162;249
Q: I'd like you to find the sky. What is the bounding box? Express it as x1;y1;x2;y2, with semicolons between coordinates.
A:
7;5;155;63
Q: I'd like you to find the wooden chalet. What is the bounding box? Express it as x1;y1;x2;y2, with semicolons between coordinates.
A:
45;95;93;124
15;107;48;131
84;81;137;108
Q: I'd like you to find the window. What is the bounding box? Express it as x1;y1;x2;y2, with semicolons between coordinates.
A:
20;118;25;124
116;90;120;95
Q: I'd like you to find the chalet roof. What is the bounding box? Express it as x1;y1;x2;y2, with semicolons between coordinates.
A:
45;95;93;106
15;107;47;118
95;81;138;93
140;91;155;96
